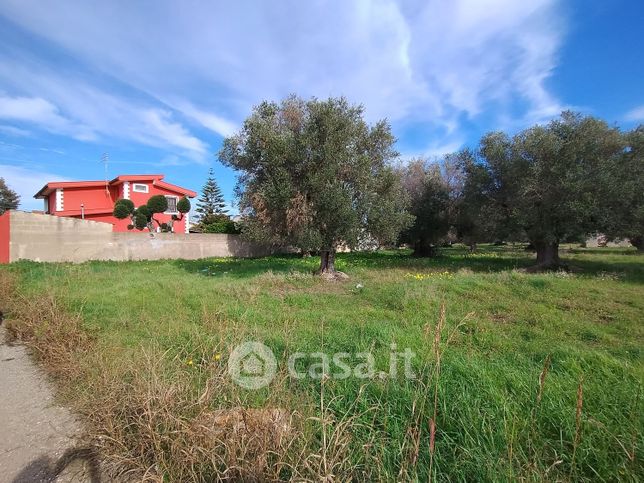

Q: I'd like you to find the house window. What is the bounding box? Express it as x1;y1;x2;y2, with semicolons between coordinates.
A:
132;183;149;193
165;196;178;213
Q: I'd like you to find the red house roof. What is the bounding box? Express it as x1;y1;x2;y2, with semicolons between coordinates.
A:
34;181;106;197
109;174;164;183
34;174;197;198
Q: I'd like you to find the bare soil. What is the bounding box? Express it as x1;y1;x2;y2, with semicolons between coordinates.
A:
0;328;99;483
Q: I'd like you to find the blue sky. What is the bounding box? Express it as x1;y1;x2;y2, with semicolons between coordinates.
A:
0;0;642;212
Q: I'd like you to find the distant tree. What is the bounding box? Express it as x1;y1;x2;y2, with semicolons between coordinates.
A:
440;152;466;238
399;159;450;256
195;168;227;221
0;178;20;214
462;112;624;268
113;195;190;233
452;148;511;250
219;95;413;277
601;125;644;251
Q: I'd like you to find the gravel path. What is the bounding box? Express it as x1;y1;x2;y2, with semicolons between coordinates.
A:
0;328;100;482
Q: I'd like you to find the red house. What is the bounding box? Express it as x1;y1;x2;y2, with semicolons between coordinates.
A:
34;174;197;232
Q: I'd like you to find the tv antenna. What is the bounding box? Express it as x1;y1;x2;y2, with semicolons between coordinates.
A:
101;152;110;193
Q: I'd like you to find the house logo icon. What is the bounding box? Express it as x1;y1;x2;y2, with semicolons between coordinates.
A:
228;341;277;389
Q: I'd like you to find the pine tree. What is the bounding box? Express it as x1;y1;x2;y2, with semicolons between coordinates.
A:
0;177;20;214
195;168;227;221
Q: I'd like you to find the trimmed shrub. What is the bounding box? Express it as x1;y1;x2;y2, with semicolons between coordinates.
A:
117;198;135;211
136;205;152;220
177;196;191;214
133;213;148;230
113;203;131;220
147;195;168;214
113;199;135;219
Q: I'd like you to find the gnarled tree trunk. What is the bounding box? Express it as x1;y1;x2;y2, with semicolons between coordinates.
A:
534;241;560;268
412;240;438;257
318;250;336;274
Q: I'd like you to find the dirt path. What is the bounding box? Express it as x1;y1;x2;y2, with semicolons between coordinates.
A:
0;327;99;482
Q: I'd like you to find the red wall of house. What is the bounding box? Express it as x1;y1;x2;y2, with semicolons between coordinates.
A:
62;185;118;213
124;182;189;233
47;192;56;213
127;181;180;205
50;181;189;233
0;211;10;264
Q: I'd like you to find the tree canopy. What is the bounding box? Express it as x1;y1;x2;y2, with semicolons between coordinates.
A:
219;95;412;276
449;149;503;249
600;125;644;250
456;112;625;267
399;159;450;256
0;177;20;215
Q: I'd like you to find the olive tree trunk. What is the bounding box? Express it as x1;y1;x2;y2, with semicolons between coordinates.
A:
318;250;336;274
412;240;438;257
534;241;560;268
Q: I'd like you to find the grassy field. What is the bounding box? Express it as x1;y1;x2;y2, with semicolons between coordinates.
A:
1;245;642;481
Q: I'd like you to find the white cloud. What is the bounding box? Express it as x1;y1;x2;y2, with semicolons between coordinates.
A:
0;124;31;137
0;0;566;152
0;64;209;160
0;95;95;140
403;0;564;124
400;140;465;161
38;147;65;155
625;105;644;122
0;164;67;211
0;96;55;121
177;103;238;138
139;109;208;157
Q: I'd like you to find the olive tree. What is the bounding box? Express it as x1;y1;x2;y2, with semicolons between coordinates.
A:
601;125;644;251
219;95;412;277
399;159;450;257
463;112;624;268
453;148;516;250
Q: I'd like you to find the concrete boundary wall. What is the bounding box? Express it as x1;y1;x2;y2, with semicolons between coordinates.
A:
1;211;276;263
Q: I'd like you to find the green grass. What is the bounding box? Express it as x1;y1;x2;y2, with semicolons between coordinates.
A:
3;245;643;481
